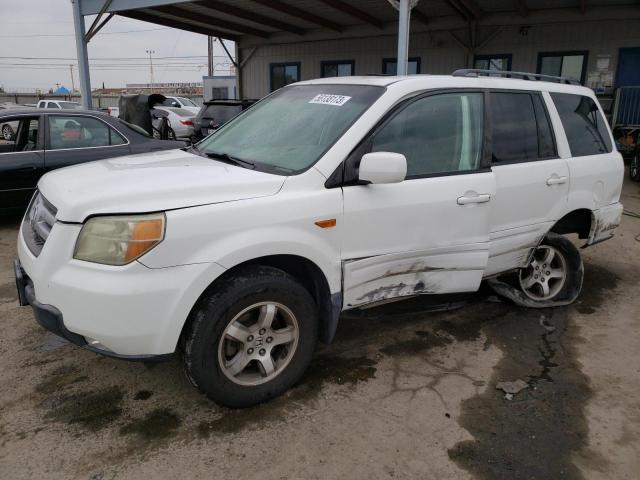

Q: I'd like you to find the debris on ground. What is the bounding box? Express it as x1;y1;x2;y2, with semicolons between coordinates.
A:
496;379;529;400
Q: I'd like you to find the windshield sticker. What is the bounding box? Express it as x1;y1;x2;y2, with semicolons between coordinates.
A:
309;94;352;106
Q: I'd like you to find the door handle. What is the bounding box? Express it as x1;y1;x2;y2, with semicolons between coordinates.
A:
546;175;567;186
16;166;37;173
457;193;491;205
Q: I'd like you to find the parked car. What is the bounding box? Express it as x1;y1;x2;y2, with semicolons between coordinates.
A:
0;109;184;212
151;106;196;140
99;106;120;118
36;100;82;110
0;102;35;139
15;72;623;408
194;99;256;140
160;96;200;115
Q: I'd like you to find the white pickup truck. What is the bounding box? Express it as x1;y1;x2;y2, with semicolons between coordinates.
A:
16;71;623;407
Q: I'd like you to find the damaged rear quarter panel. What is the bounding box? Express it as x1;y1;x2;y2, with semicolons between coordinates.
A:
586;202;623;246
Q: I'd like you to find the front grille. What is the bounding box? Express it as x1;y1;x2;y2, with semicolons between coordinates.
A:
22;191;57;256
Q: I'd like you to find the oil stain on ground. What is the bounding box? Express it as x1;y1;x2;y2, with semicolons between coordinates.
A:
119;408;181;441
448;264;617;479
42;386;124;432
379;330;452;356
35;364;89;395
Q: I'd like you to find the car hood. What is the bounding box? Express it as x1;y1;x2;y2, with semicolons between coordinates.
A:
38;148;286;222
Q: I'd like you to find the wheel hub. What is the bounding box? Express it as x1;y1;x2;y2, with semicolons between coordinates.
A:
218;301;299;386
519;244;567;301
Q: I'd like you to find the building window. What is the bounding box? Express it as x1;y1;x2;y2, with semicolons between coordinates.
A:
270;62;301;91
321;60;355;78
537;51;588;84
474;54;512;72
382;57;421;75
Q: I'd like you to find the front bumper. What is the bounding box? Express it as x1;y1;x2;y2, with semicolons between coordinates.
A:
15;258;172;362
16;220;226;358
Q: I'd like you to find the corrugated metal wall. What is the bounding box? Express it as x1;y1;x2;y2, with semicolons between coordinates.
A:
240;19;640;99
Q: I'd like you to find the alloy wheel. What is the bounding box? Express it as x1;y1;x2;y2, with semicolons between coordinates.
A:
2;125;12;140
218;302;299;386
519;245;567;301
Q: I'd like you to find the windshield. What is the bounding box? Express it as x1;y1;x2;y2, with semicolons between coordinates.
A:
198;84;383;174
59;102;82;109
177;97;197;107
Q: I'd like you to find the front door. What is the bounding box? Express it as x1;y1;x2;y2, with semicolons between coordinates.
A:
341;91;495;308
0;115;45;210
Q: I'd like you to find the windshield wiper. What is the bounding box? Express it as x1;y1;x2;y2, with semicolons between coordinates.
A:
205;151;255;169
183;144;205;156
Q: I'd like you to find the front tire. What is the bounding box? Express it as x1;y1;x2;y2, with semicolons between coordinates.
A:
181;266;318;408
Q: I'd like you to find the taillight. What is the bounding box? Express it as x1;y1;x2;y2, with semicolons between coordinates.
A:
180;120;194;126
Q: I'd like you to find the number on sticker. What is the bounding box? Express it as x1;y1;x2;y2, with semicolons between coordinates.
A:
309;94;352;106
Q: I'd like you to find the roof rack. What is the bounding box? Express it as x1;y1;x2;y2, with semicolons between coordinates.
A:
451;69;581;85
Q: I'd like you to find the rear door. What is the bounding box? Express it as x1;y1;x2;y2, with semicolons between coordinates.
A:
44;114;131;171
485;90;570;276
341;91;495;308
0;115;45;210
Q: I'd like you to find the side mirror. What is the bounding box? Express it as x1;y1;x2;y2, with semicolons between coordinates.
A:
358;152;407;184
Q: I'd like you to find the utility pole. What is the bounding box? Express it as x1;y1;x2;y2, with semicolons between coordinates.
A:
69;64;76;92
146;49;155;91
207;37;214;76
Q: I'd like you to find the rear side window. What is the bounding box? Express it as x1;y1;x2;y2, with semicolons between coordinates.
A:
490;92;557;163
551;93;612;156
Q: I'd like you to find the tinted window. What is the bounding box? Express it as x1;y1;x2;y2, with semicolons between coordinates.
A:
551;93;612;156
371;92;484;177
532;95;556;158
491;92;539;163
270;63;300;91
46;103;60;109
49;116;125;149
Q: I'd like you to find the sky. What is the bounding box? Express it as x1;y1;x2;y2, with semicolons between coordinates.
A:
0;0;235;92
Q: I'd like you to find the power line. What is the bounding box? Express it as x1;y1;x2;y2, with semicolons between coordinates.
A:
0;27;171;38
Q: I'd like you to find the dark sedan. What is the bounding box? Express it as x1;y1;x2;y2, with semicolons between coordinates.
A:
0;109;185;212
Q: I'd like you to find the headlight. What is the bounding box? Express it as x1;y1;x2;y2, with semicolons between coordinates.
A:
74;213;165;266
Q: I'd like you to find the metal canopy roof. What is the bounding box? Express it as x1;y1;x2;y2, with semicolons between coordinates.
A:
77;0;640;44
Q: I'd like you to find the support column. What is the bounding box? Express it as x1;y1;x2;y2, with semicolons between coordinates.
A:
234;42;243;100
71;0;92;109
396;0;411;75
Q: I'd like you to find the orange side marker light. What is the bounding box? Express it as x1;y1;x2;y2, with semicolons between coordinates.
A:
314;219;337;229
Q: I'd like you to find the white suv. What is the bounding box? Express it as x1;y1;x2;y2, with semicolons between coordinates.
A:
15;72;623;407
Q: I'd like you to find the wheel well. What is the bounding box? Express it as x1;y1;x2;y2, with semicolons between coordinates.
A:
550;209;592;239
179;255;337;349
